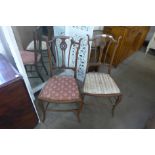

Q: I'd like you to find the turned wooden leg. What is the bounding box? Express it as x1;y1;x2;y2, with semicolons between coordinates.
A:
45;102;49;111
82;94;85;104
112;95;122;117
77;101;83;122
38;100;46;122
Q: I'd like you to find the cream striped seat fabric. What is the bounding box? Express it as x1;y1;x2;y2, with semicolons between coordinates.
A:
83;72;120;94
26;40;47;51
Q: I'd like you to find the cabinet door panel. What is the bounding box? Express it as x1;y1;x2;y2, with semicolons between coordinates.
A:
103;26;150;66
0;79;38;129
0;54;38;129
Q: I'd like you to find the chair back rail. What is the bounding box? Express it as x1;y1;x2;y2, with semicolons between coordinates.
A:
31;27;45;63
32;27;50;63
87;34;122;74
47;36;82;78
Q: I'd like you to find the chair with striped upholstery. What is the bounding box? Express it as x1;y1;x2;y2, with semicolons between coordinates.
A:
83;34;122;116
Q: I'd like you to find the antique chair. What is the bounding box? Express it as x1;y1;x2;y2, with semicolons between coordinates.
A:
83;34;122;116
20;27;48;82
26;27;51;69
38;36;83;122
26;27;47;52
26;26;54;59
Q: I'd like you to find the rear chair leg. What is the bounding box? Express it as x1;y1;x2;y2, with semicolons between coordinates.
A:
40;58;48;75
112;95;122;117
35;65;44;82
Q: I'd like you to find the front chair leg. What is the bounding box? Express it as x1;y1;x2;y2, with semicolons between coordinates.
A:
38;100;46;122
81;94;85;104
112;95;122;117
77;101;84;122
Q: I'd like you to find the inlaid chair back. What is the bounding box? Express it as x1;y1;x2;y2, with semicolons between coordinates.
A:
47;36;82;78
38;36;83;122
87;34;121;74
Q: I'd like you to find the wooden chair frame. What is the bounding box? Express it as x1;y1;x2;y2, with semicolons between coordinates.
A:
38;36;84;122
83;34;122;116
24;27;48;82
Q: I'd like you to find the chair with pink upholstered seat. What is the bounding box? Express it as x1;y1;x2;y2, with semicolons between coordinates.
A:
21;27;48;82
21;50;41;65
38;36;83;122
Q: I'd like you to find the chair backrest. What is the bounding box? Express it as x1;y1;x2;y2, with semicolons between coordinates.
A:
47;26;54;40
87;34;122;74
31;27;47;64
33;27;44;52
47;36;82;78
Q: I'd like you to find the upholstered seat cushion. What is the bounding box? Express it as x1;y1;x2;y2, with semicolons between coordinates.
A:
21;51;41;65
38;76;81;101
83;72;120;95
26;40;47;51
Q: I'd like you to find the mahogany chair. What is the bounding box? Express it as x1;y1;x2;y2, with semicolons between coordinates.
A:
38;36;83;122
26;27;47;52
83;34;122;116
26;26;54;64
21;27;48;82
26;27;49;74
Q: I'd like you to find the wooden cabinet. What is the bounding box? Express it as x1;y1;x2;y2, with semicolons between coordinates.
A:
103;26;150;66
0;54;38;128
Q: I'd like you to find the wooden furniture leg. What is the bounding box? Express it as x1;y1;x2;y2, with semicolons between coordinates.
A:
35;65;44;82
40;57;48;75
112;95;122;117
38;100;46;122
77;101;83;122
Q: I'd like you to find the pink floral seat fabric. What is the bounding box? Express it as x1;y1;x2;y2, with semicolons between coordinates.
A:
20;50;41;65
39;76;81;102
